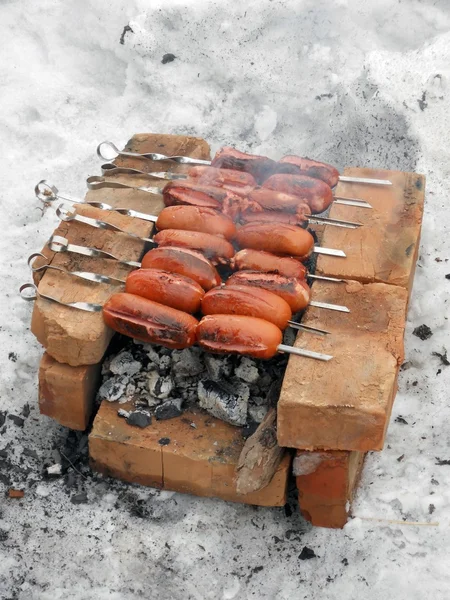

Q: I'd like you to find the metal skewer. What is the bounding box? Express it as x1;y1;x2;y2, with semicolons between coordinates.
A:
277;344;332;361
87;177;362;230
97;141;210;165
19;283;102;312
291;323;330;335
97;141;391;186
26;252;334;332
19;282;332;360
27;252;126;285
101;163;185;180
339;175;391;186
35;181;159;223
55;200;347;260
55;205;156;246
86;175;162;195
310;300;349;313
48;235;141;268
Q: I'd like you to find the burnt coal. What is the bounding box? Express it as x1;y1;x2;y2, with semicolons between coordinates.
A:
98;375;130;403
204;354;233;381
172;348;204;377
198;380;249;426
235;357;260;384
155;398;183;420
147;370;174;400
99;338;279;429
248;405;269;424
126;410;152;428
109;350;141;376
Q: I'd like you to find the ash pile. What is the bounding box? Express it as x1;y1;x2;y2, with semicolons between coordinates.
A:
97;337;291;429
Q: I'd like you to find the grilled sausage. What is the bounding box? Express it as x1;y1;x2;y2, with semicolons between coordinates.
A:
202;284;292;330
233;249;307;279
275;156;340;188
262;174;333;213
156;206;236;240
153;229;235;263
247;189;312;217
226;271;311;313
141;247;221;291
187;166;256;195
196;314;283;359
125;269;204;314
163;181;229;209
103;293;198;349
211;147;277;183
235;223;314;259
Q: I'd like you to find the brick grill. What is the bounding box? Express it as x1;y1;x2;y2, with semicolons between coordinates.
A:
32;134;425;528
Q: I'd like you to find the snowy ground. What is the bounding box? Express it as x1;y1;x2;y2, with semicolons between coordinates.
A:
1;0;450;598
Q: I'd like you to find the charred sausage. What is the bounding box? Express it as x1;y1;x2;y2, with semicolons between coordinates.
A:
233;249;307;279
226;271;311;313
156;205;236;240
103;293;198;349
211;147;277;183
262;174;333;213
196;314;283;359
163;180;229;209
125;269;204;314
247;189;312;217
275;155;340;188
202;284;292;330
187;166;256;195
141;247;221;291
153;229;235;263
234;223;314;259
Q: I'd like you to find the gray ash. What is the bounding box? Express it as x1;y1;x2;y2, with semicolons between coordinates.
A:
97;340;287;427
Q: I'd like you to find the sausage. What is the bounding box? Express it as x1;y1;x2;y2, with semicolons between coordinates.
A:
103;293;198;349
155;206;236;240
187;166;256;196
247;189;312;217
275;156;340;188
211;147;277;183
141;247;221;291
235;223;314;259
226;271;311;313
239;206;312;226
196;314;282;359
202;284;292;330
262;174;333;213
233;249;307;279
125;268;204;314
153;229;235;263
163;180;229;209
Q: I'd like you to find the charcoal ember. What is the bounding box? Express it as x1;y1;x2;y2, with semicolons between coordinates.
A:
248;405;269;423
144;346;163;366
257;373;273;395
109;350;141;376
155;398;183;421
125;382;137;398
204;354;233;381
235;357;260;384
250;395;266;406
126;410;152;428
147;370;174;400
157;355;172;375
172;347;204;377
198;380;249;426
98;375;129;403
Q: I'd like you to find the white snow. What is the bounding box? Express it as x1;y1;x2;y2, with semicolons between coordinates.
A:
1;0;450;598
